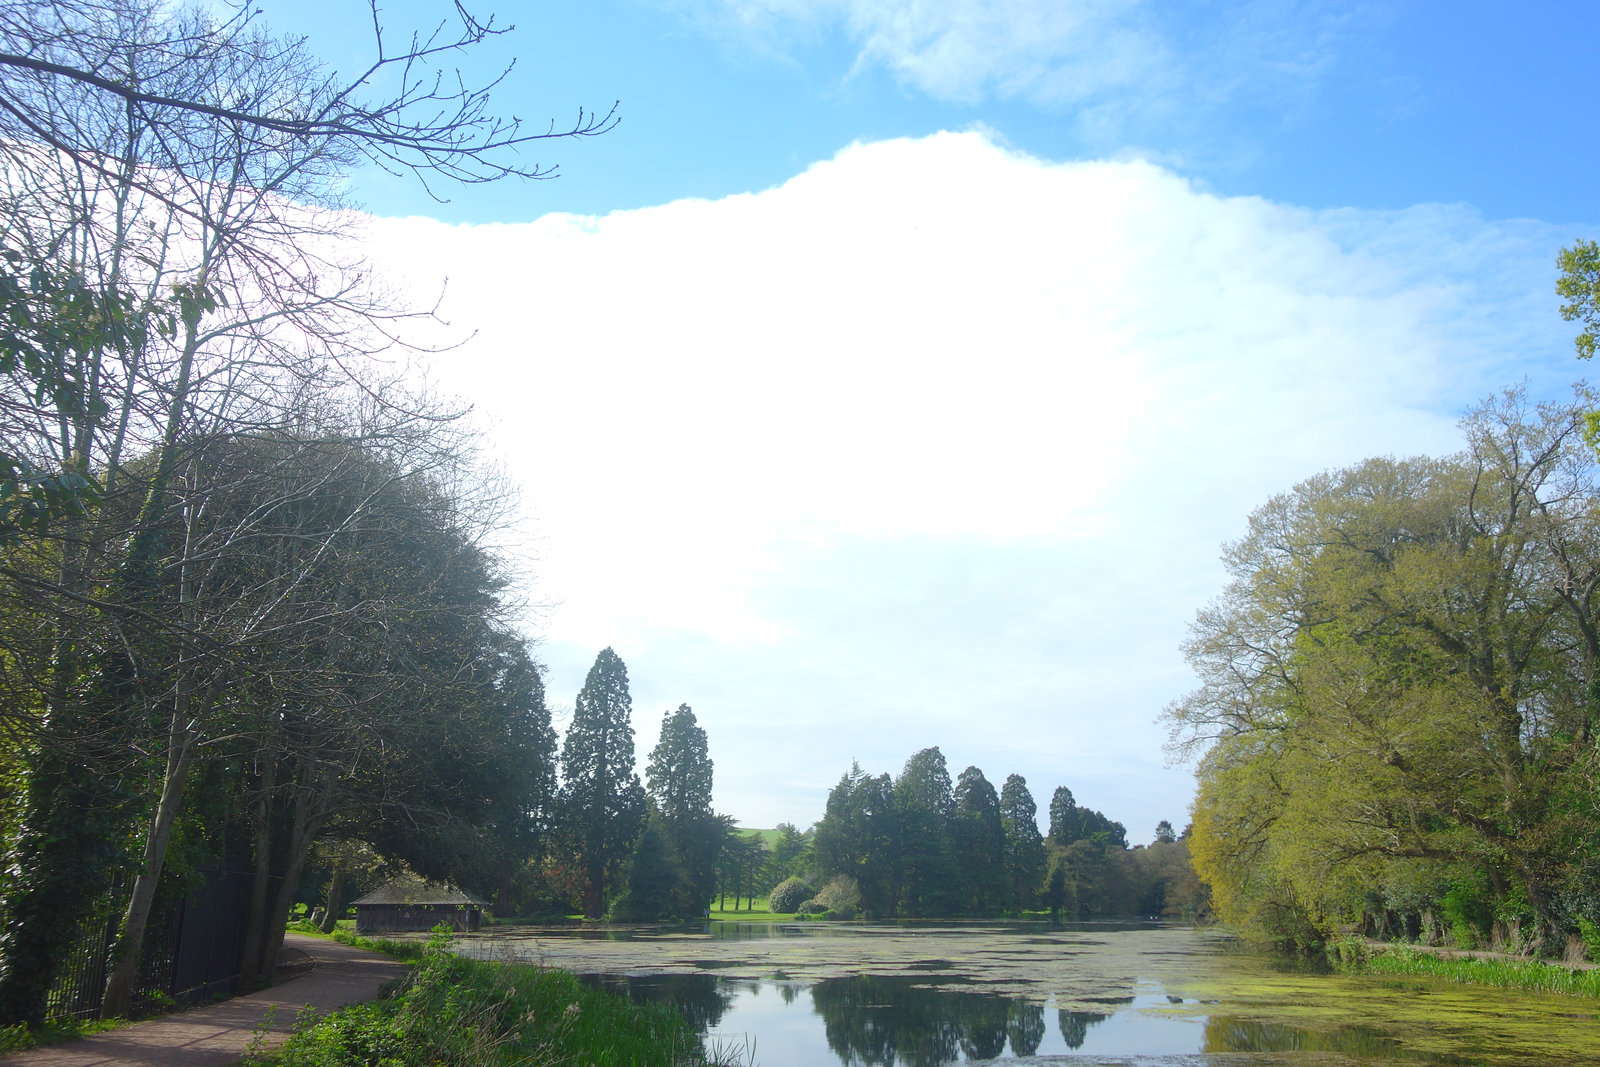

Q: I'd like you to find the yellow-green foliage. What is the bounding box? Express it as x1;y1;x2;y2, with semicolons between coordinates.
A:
1170;398;1600;950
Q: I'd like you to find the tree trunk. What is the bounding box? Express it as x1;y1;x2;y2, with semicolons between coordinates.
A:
237;758;278;990
319;860;347;933
100;699;203;1017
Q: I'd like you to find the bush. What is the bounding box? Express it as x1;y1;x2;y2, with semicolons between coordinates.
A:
767;877;812;914
795;900;828;917
1578;918;1600;962
811;876;861;921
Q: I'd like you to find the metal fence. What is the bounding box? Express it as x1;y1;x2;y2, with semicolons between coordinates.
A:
43;865;254;1021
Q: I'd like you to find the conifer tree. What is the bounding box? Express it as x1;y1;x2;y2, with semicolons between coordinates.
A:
561;648;645;918
646;703;720;916
1000;774;1045;912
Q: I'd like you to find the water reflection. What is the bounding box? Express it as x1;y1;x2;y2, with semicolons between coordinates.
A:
1057;1008;1108;1049
578;972;734;1033
810;976;1013;1067
588;972;1481;1066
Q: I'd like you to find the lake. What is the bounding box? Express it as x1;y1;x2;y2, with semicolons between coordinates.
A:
452;921;1600;1065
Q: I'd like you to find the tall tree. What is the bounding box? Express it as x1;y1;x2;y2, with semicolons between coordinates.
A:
951;766;1005;913
999;774;1045;913
893;747;955;916
645;703;719;916
561;648;645;919
1047;787;1080;846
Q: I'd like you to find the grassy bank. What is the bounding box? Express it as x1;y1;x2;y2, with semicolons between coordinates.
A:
251;931;744;1066
1329;938;1600;999
709;902;793;922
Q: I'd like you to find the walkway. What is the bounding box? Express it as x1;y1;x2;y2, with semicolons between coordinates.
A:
3;934;409;1067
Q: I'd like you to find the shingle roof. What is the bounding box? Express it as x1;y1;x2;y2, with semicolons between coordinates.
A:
351;877;485;907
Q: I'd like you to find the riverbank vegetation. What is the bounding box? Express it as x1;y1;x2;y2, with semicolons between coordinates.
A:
249;933;738;1067
1167;388;1600;958
1327;937;1600;998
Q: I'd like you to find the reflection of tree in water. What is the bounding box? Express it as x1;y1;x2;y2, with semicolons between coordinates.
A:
1058;1009;1108;1049
1203;1018;1407;1057
579;973;733;1033
1006;1000;1045;1056
809;975;1037;1067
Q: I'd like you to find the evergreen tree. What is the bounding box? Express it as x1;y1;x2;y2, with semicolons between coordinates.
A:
561;648;645;918
645;703;720;916
893;747;955;915
1048;787;1079;845
951;766;1005;913
1000;774;1045;912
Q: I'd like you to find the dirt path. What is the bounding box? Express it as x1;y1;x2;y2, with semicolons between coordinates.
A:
2;934;408;1067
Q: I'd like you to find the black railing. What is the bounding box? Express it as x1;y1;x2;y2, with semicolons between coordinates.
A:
40;865;257;1021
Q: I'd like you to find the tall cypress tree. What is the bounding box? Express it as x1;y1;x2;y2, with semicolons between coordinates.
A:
561;648;644;918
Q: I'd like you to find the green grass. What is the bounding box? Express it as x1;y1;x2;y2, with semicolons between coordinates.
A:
1339;941;1600;999
709;901;794;922
285;918;426;961
250;931;745;1066
737;827;783;847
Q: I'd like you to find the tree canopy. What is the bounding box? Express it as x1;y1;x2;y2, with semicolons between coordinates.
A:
1168;390;1600;950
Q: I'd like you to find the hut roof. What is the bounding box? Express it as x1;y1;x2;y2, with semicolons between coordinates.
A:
351;877;485;908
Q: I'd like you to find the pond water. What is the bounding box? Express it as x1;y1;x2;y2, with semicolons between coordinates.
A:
452;921;1600;1065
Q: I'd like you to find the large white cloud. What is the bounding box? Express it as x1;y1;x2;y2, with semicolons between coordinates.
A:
356;131;1580;836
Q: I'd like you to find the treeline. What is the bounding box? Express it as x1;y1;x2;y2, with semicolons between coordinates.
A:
1168;391;1600;955
746;748;1207;921
0;0;608;1028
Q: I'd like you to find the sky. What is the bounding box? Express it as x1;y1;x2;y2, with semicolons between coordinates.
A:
257;0;1593;839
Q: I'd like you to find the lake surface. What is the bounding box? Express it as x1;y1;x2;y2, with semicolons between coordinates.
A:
452;921;1600;1065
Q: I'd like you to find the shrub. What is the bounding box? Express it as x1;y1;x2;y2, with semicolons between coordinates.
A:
811;876;861;921
795;900;828;917
1578;918;1600;962
767;877;812;914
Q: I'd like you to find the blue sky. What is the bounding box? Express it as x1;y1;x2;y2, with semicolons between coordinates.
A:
270;0;1600;225
262;0;1594;840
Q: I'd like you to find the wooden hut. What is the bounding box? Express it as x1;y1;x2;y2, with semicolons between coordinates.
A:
352;878;486;934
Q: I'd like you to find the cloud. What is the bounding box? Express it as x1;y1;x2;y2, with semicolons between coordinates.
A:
355;131;1580;835
662;0;1363;125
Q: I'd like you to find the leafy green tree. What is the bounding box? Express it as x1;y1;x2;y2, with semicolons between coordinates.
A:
1154;820;1177;845
645;703;720;915
1000;774;1045;912
562;648;646;919
1169;391;1600;948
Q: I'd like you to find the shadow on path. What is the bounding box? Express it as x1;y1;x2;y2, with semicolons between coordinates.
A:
2;933;409;1066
